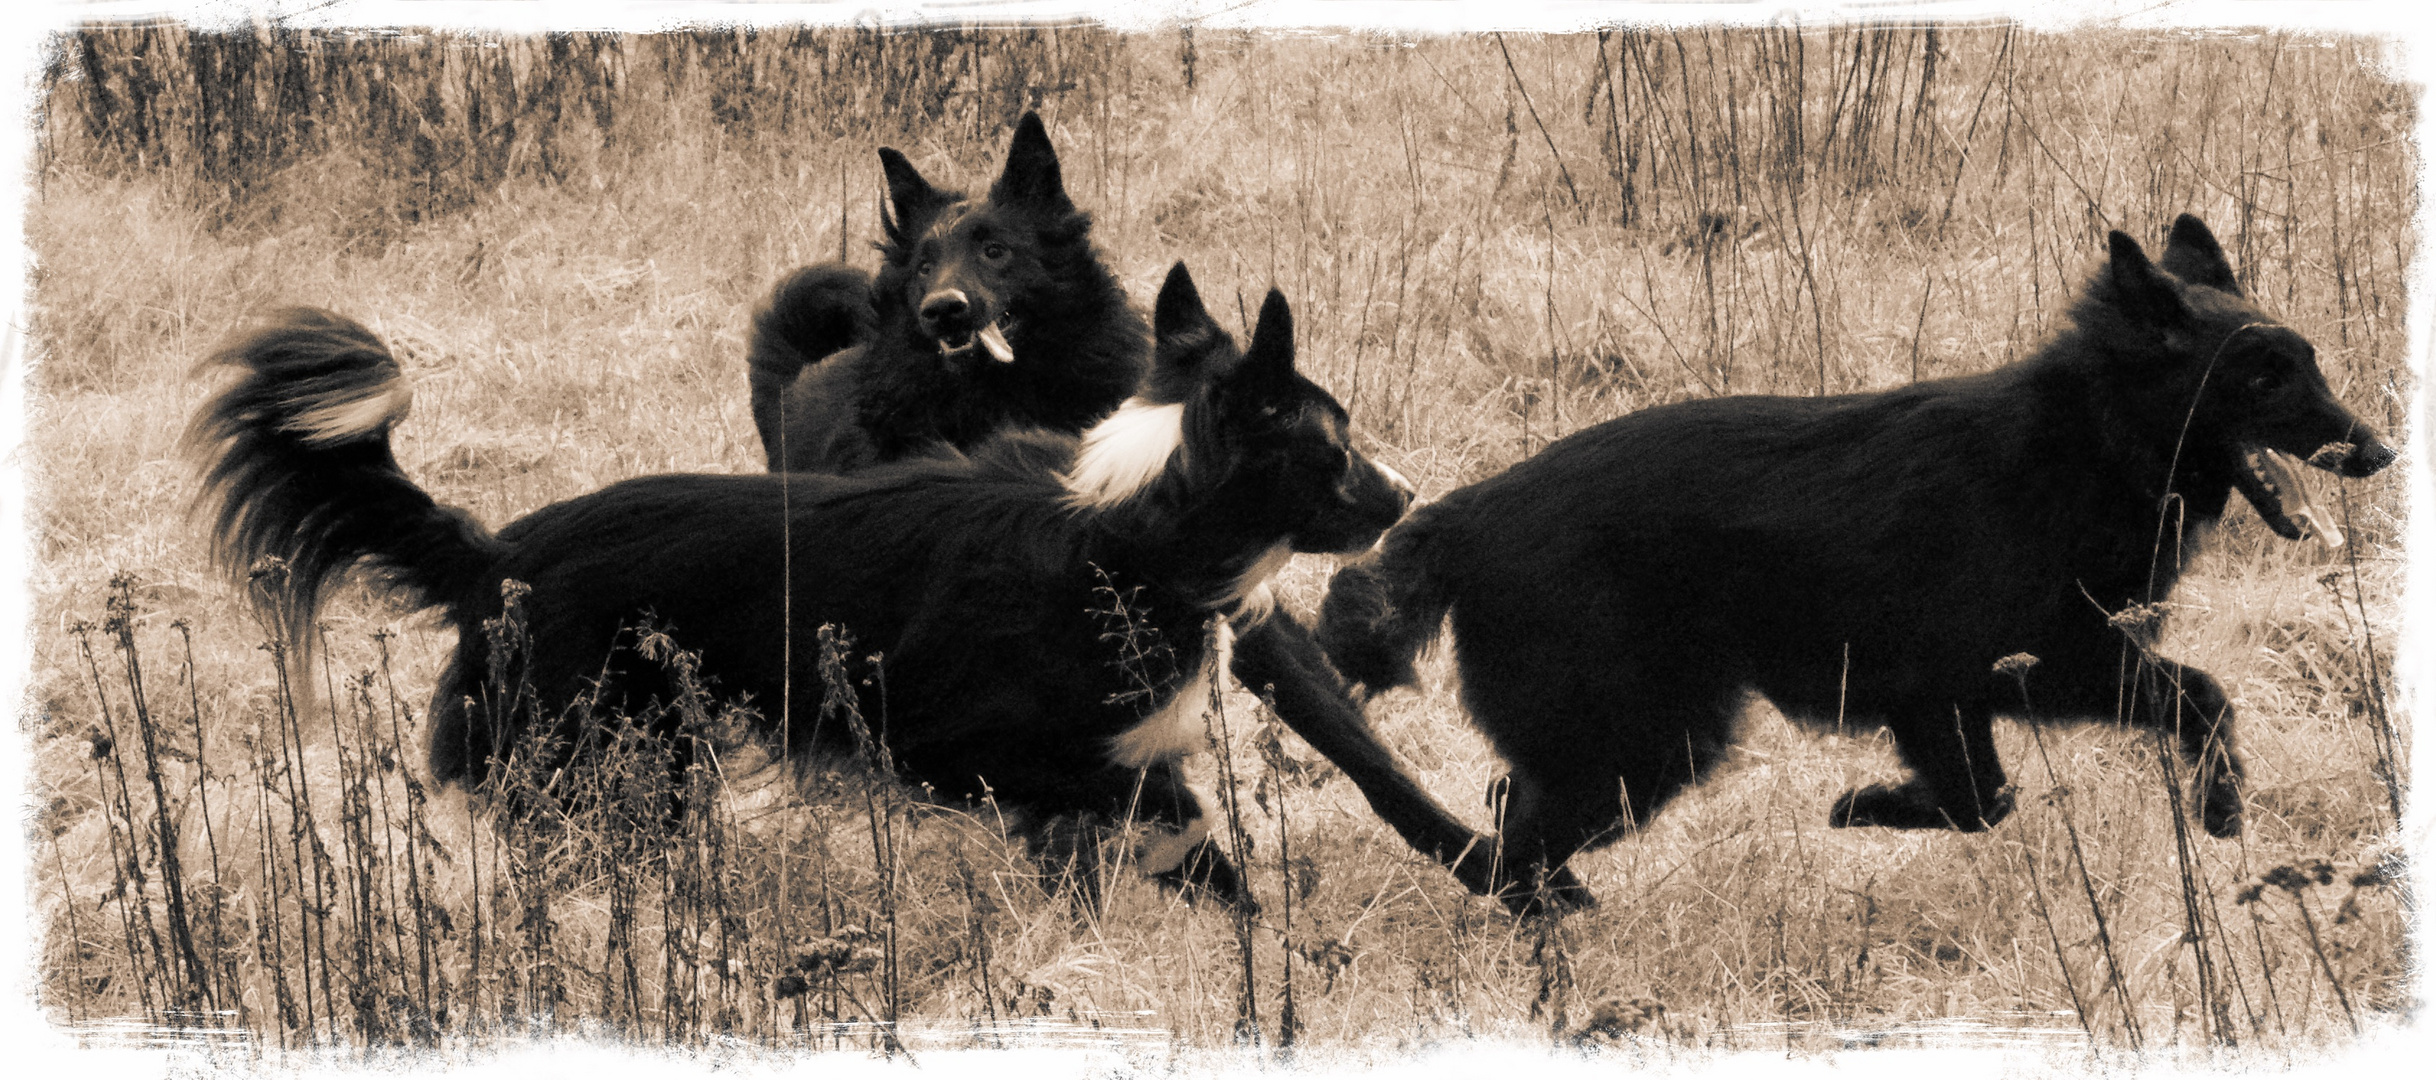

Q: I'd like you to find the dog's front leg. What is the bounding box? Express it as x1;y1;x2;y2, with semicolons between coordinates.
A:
2025;647;2246;839
2125;658;2244;838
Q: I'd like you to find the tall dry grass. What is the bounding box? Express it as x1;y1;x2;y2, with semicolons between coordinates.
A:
23;23;2413;1065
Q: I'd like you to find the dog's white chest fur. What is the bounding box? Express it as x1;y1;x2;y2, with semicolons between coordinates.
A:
1106;619;1234;769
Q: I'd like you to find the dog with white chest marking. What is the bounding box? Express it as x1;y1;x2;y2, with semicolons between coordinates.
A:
742;112;1541;905
188;263;1408;905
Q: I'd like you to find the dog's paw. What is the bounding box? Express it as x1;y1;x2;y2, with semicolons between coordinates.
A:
2201;784;2244;839
1831;784;1932;829
1972;786;2017;830
1497;873;1599;919
1152;839;1260;913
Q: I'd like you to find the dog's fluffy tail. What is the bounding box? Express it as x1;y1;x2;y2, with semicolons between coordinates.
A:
1317;502;1458;694
185;308;503;683
746;264;875;470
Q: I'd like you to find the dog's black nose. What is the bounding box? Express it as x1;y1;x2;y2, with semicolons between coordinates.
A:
2348;437;2398;477
920;290;970;327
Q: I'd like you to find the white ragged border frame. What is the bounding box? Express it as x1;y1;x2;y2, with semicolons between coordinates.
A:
5;4;2430;1078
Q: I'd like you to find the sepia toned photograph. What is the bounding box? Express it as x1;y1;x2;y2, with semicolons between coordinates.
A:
8;1;2420;1072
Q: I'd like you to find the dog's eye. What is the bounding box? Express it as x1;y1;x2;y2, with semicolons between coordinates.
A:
916;259;936;275
2249;369;2285;393
983;242;1009;261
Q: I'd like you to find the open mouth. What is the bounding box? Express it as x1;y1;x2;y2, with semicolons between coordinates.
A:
2235;446;2342;548
936;313;1018;364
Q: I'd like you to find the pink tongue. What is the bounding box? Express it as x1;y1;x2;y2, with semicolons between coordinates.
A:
2246;448;2343;549
977;322;1015;363
2294;490;2344;550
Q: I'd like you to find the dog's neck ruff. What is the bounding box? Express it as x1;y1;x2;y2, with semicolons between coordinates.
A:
1062;397;1186;509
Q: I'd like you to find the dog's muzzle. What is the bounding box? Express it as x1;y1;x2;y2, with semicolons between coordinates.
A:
921;289;1017;364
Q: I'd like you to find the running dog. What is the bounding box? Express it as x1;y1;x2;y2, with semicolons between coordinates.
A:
189;264;1410;904
744;114;1530;904
1320;215;2395;910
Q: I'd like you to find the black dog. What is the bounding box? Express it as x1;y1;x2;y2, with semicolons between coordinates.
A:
744;116;1536;903
188;264;1411;904
1320;215;2395;909
745;111;1146;473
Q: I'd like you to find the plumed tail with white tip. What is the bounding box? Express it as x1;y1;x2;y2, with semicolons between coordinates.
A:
185;307;504;685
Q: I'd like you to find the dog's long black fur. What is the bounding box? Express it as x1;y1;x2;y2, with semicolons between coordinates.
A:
189;264;1410;906
745;112;1147;473
743;116;1536;903
1320;215;2396;910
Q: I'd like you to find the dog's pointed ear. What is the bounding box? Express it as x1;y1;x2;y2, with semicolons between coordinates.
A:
878;148;943;241
2159;213;2239;294
990;112;1073;214
1153;261;1213;341
2106;230;2187;324
1148;262;1231;397
1243;288;1298;378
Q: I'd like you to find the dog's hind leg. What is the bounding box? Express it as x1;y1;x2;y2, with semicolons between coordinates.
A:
1128;760;1253;909
1228;614;1559;900
1483;761;1622;916
1835;702;2015;831
1483;696;1733;915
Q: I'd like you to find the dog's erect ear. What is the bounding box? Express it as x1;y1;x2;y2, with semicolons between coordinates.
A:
1242;288;1298;380
2106;230;2187;325
2158;213;2239;295
1153;262;1214;341
1149;262;1229;395
990;112;1074;214
878;148;943;240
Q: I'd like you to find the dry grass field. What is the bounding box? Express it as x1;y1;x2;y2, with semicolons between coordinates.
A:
16;22;2417;1070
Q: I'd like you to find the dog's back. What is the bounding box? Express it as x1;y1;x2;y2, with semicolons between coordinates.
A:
432;447;1093;776
1428;370;2078;715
